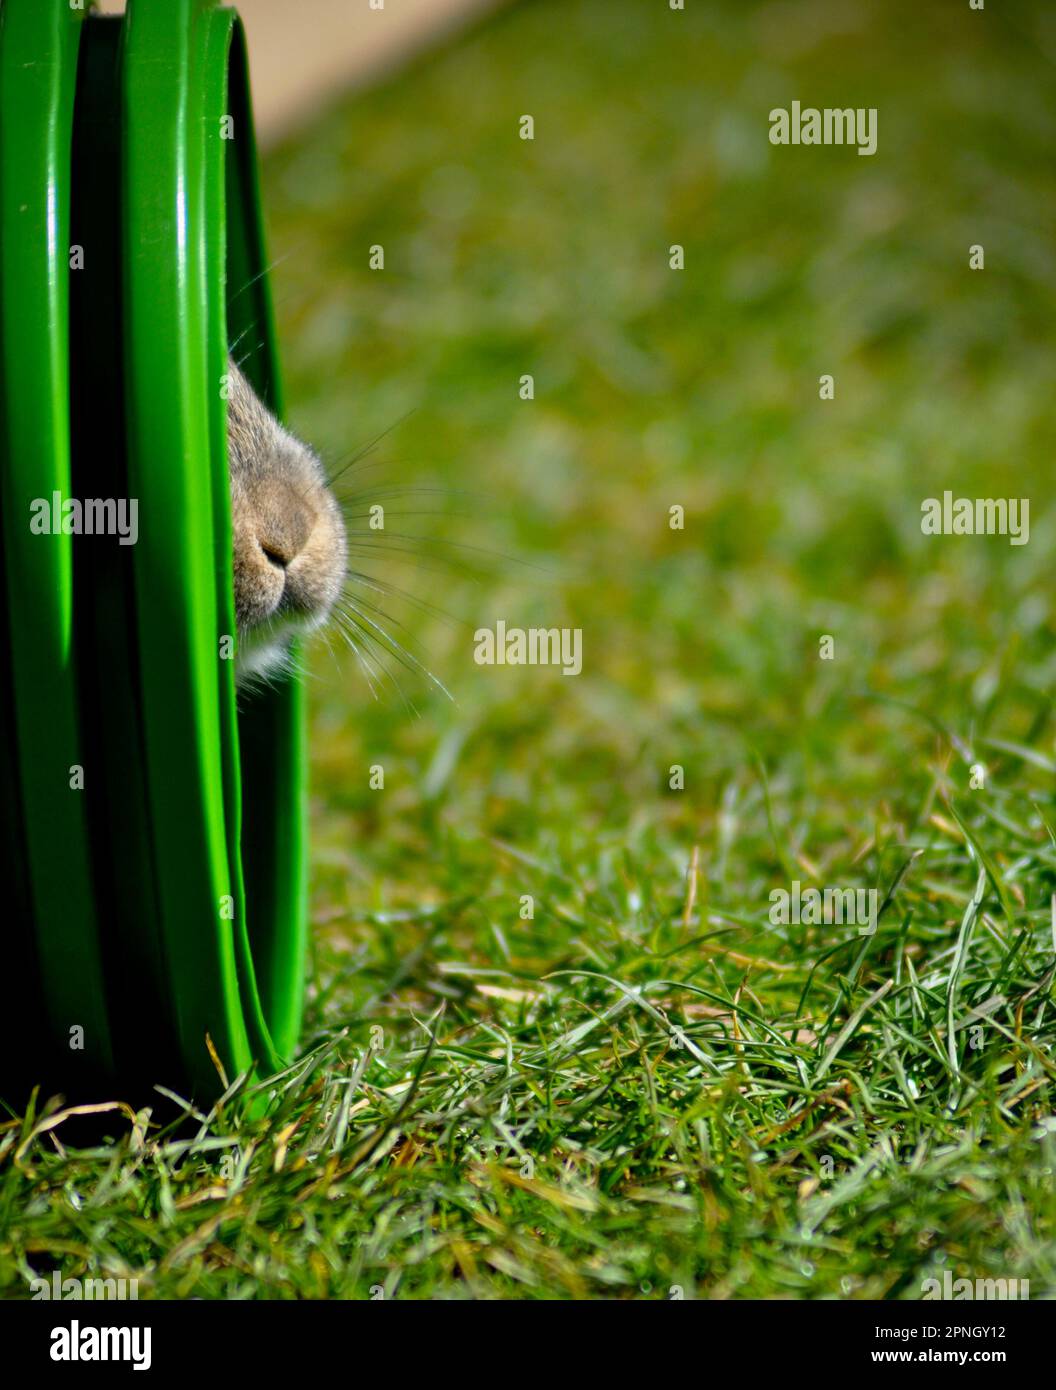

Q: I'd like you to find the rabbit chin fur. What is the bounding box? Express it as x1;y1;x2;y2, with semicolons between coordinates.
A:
226;357;346;689
235;610;327;686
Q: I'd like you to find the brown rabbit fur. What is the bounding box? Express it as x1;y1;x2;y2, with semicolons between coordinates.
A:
226;357;347;684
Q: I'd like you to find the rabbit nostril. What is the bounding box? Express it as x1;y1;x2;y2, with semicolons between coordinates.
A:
260;541;291;571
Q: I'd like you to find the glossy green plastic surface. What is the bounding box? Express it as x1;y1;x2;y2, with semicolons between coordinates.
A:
0;0;307;1100
0;0;114;1080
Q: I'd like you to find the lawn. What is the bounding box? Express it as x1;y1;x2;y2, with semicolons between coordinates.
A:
3;0;1056;1299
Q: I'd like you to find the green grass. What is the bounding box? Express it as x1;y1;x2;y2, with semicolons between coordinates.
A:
4;0;1056;1299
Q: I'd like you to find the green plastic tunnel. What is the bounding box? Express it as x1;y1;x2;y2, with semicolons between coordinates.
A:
0;0;308;1101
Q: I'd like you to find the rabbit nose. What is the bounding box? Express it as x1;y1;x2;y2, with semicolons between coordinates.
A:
257;502;313;571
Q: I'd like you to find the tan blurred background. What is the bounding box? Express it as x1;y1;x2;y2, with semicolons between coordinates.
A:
94;0;504;145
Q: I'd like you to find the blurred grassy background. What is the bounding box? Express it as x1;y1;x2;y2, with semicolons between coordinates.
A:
264;0;1055;933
